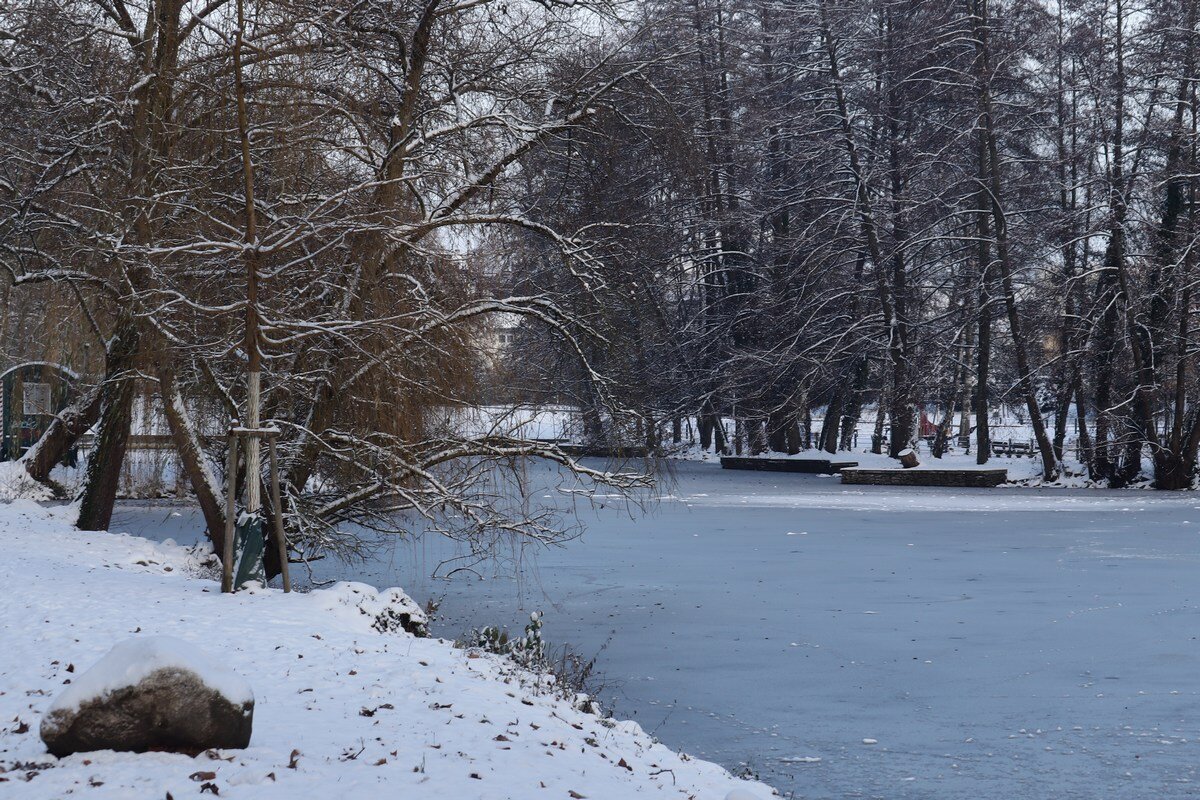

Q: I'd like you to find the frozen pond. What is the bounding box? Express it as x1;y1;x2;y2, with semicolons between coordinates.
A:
115;460;1200;798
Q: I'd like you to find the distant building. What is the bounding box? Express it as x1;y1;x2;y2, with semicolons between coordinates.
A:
483;313;523;366
0;362;79;461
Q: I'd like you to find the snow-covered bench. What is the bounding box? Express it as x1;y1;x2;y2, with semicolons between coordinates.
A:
991;440;1035;458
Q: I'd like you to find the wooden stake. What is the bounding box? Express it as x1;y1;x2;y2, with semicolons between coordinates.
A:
222;432;239;593
268;434;291;593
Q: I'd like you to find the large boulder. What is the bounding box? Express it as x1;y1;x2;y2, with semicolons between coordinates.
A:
40;636;253;757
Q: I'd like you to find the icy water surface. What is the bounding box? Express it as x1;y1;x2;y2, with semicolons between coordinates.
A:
116;460;1200;798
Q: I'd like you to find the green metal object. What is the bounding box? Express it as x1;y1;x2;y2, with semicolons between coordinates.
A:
1;362;78;462
233;512;266;589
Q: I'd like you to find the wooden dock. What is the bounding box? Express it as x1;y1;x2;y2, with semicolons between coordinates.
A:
720;457;858;474
839;468;1008;488
557;444;650;459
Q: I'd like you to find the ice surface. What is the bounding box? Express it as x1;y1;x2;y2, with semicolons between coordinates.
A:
116;460;1200;798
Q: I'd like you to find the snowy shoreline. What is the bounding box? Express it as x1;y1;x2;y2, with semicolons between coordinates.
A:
0;500;773;800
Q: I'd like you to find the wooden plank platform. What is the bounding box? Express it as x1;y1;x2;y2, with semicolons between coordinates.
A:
840;468;1008;488
720;457;858;474
557;444;650;459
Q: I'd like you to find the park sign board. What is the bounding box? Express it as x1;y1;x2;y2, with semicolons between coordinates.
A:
0;362;79;462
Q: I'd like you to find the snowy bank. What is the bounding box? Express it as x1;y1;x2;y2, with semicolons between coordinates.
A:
0;462;53;502
0;500;774;799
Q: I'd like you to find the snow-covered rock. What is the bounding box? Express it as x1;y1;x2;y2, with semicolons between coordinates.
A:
315;581;428;636
40;636;254;757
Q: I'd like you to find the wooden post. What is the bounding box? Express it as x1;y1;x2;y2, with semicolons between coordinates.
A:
221;432;239;593
267;434;291;593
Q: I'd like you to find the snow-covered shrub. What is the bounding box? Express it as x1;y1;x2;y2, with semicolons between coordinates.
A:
463;612;608;714
467;611;545;669
319;582;428;637
0;462;54;502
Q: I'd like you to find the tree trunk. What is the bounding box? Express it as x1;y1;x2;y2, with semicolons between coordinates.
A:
820;390;843;454
157;361;226;552
77;321;140;531
21;386;101;485
971;0;1057;481
1074;373;1093;466
840;355;870;450
784;411;801;455
819;0;905;460
871;389;887;454
974;143;993;466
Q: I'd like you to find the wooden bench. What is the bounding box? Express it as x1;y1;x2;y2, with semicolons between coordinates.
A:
720;457;859;474
840;468;1008;488
991;440;1035;457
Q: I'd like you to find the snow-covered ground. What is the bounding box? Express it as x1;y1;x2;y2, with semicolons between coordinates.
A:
108;460;1200;799
0;499;772;800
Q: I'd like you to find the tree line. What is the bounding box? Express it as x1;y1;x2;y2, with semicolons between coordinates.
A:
3;0;1200;568
507;0;1200;490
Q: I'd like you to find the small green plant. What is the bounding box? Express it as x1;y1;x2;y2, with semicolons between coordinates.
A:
460;613;611;713
465;611;545;669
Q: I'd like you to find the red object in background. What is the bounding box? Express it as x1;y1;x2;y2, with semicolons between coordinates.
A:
919;409;938;437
